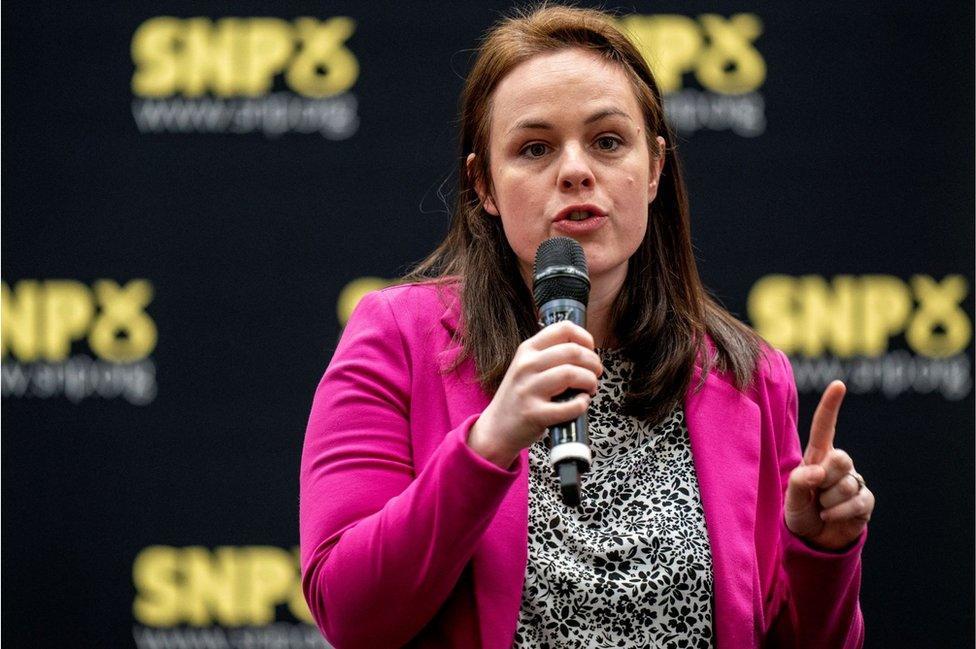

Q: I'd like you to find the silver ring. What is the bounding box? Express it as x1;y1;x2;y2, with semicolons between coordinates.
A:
848;471;866;492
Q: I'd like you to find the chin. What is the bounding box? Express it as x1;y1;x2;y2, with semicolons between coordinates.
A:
584;260;629;284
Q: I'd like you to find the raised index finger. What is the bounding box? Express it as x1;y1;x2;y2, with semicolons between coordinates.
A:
804;380;846;465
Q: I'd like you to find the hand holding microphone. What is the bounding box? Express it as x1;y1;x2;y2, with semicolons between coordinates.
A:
468;321;600;465
468;237;598;506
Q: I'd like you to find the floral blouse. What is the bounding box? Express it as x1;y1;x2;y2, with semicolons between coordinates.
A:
513;349;715;648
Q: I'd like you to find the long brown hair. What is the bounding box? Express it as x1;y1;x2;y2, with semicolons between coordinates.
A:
404;4;764;424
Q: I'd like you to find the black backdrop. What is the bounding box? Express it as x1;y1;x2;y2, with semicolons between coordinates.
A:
2;2;973;647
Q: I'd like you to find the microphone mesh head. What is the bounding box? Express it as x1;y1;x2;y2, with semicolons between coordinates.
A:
533;237;590;308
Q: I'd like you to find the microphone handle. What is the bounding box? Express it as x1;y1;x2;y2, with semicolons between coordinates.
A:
538;298;592;507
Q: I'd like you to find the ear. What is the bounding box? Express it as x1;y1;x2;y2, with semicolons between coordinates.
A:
648;135;666;201
466;153;498;216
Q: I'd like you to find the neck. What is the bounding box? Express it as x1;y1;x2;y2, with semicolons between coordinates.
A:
585;268;626;349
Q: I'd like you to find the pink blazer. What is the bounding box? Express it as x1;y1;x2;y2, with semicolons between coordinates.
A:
300;284;865;648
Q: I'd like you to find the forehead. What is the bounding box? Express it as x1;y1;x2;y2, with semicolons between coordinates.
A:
489;48;641;133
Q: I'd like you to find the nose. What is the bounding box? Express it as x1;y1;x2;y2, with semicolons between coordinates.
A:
557;144;594;191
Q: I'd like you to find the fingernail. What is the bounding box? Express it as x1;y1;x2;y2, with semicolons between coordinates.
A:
819;512;828;521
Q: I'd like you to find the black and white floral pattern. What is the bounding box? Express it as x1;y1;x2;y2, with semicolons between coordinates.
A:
513;349;714;648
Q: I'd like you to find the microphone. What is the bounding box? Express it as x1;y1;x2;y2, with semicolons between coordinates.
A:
532;237;592;508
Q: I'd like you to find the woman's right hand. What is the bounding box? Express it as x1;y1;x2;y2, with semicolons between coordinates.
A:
467;321;604;469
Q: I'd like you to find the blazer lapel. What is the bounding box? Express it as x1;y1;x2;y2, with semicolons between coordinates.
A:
439;300;528;649
685;363;761;648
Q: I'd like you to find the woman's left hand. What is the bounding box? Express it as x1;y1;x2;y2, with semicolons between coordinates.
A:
784;380;875;551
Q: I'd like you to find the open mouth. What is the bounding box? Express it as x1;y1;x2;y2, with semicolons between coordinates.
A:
553;205;607;229
564;210;594;221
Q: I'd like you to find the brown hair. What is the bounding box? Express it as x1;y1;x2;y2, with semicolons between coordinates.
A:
404;4;763;424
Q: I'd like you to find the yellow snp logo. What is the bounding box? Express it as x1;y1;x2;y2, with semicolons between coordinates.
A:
132;17;358;98
619;13;765;95
748;274;972;359
133;546;312;627
1;280;156;363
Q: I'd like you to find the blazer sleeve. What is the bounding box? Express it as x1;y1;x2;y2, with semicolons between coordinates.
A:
765;349;866;648
299;290;521;648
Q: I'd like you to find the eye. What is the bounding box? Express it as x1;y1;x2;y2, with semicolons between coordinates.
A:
595;135;622;152
520;142;550;158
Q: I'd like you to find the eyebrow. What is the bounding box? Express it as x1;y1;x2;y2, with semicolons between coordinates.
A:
507;108;632;134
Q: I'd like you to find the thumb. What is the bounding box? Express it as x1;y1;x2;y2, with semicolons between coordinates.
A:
785;464;826;514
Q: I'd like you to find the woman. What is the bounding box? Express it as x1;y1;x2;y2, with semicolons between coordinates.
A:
300;6;874;648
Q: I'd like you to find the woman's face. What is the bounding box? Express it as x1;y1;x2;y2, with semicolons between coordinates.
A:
473;48;665;289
